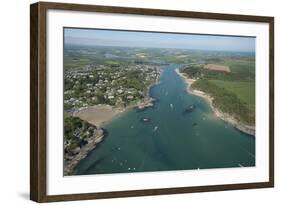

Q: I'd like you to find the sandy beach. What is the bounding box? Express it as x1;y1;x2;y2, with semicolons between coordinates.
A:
74;70;162;128
74;99;155;128
175;68;255;136
66;84;158;174
74;104;127;127
74;91;157;128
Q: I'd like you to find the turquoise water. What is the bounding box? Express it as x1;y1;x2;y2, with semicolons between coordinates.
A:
75;64;255;175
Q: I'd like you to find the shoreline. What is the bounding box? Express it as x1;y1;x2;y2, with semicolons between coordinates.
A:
74;90;157;129
74;69;162;128
64;128;105;175
65;69;162;175
74;104;128;128
175;68;255;136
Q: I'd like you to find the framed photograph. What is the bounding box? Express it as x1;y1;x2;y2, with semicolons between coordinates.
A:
30;1;274;202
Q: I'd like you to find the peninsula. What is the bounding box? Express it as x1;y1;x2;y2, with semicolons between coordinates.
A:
63;63;161;175
176;66;255;136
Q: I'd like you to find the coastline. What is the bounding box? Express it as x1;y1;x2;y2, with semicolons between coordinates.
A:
74;99;153;129
64;128;105;175
74;104;128;128
175;68;255;136
65;70;161;174
74;69;162;128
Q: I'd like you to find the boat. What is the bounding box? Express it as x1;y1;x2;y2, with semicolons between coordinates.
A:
170;103;174;109
140;117;151;123
153;126;158;132
183;104;196;114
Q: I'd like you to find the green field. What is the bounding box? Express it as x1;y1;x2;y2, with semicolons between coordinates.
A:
224;59;255;76
181;55;255;126
209;80;255;107
64;57;94;69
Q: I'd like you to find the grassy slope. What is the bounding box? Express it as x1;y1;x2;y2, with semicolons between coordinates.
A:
182;57;255;126
192;80;255;125
209;80;255;107
224;59;255;75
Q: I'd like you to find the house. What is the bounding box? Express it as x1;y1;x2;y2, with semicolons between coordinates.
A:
117;89;123;94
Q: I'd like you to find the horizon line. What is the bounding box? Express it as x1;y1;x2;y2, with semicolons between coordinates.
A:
64;43;256;53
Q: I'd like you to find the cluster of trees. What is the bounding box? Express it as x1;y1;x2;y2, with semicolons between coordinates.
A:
205;69;254;81
192;79;255;125
118;70;147;91
64;66;156;110
64;70;117;108
64;71;99;98
181;63;255;125
181;65;254;81
181;65;203;79
64;115;96;155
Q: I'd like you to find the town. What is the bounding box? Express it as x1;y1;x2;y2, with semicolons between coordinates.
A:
64;64;162;113
63;63;162;175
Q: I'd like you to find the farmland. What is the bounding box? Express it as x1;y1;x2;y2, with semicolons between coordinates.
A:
204;64;230;72
209;80;255;107
180;55;255;126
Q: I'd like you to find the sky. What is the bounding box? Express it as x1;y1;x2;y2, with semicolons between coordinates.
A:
64;28;255;52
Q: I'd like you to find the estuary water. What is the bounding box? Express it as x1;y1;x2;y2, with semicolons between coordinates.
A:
75;64;255;175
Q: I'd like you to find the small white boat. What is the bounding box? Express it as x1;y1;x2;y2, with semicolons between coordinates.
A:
170;104;174;109
153;126;158;132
